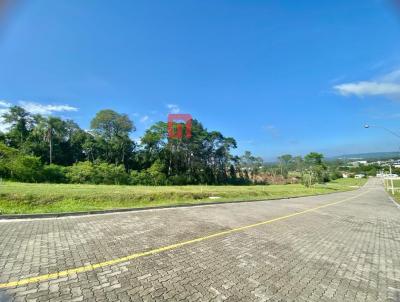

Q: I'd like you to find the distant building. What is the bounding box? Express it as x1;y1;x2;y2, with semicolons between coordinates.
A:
351;161;368;167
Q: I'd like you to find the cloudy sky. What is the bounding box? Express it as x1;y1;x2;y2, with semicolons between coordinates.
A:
1;0;400;160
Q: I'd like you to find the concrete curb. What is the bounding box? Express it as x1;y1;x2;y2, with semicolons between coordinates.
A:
0;186;364;220
387;194;400;210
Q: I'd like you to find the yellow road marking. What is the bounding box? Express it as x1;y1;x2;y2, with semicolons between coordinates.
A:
0;189;370;289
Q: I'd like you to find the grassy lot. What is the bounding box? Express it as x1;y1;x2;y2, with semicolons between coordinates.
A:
0;178;367;215
390;180;400;204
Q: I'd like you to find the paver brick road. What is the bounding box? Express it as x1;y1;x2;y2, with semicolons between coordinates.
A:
0;178;399;301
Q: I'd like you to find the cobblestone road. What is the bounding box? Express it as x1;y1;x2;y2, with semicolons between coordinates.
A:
0;178;399;301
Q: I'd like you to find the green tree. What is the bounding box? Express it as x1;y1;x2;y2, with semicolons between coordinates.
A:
90;110;135;168
141;119;237;184
2;106;34;148
41;116;67;164
8;155;43;182
304;152;324;166
278;154;293;178
0;143;18;178
239;151;263;181
303;152;328;184
293;156;304;173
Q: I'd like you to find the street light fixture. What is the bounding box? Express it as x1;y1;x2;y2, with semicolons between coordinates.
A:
364;124;400;139
364;124;400;194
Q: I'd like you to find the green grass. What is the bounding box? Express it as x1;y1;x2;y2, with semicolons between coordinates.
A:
390;180;400;204
0;178;367;215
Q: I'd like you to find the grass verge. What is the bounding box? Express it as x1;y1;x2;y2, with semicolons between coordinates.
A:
0;178;367;215
390;180;400;205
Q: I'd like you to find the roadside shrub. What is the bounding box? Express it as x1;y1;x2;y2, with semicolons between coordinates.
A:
366;167;377;177
301;173;316;187
42;164;67;183
66;161;129;184
132;170;153;185
130;160;167;185
130;170;167;185
129;170;141;185
8;155;43;182
146;160;167;185
0;160;10;179
0;143;18;179
94;163;129;185
329;171;342;181
66;161;95;183
168;174;188;185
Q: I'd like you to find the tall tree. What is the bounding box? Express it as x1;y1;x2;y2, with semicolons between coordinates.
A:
304;152;324;166
90;109;135;167
278;154;293;177
2;106;34;148
293;156;304;173
140;119;238;184
33;116;67;164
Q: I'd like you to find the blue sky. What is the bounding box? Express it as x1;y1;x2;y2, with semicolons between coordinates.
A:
1;0;400;160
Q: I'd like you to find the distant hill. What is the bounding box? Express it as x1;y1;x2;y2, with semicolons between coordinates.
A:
330;152;400;161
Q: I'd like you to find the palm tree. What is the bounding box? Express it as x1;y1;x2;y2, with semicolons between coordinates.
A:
35;116;66;164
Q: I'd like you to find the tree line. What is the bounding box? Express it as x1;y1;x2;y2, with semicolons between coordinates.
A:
0;106;341;186
0;106;255;185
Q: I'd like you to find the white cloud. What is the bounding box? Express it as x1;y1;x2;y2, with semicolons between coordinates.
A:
0;100;11;108
0;100;79;132
18;101;78;115
0;109;10;133
334;82;400;97
380;69;400;82
139;115;149;123
166;104;180;114
334;68;400;99
132;137;142;145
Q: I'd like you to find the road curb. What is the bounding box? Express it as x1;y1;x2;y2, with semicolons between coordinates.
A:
0;187;364;220
387;195;400;209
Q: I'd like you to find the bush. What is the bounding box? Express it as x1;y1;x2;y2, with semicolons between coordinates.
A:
130;170;152;185
8;155;43;182
43;164;67;183
0;143;17;158
301;173;316;187
0;143;18;179
129;170;141;185
130;170;167;185
66;161;129;184
168;175;188;185
146;160;167;185
94;163;129;185
66;161;96;183
0;160;10;179
130;160;167;185
329;171;342;181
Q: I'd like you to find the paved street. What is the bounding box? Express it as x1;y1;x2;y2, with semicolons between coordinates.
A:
0;178;399;302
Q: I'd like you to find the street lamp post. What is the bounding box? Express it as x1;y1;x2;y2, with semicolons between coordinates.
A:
364;124;400;139
364;124;400;194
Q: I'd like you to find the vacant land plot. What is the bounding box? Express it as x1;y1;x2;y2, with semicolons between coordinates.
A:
390;179;400;204
0;178;366;214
